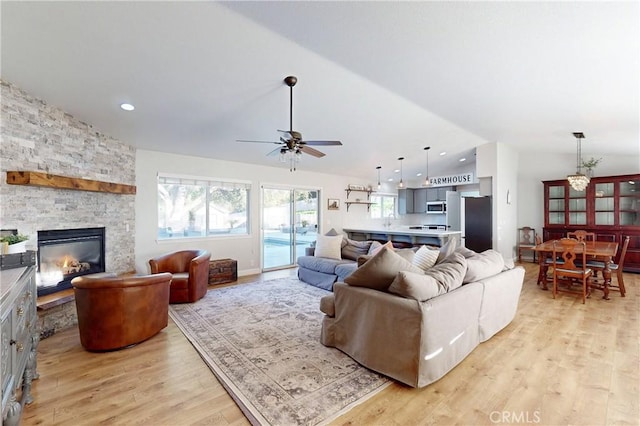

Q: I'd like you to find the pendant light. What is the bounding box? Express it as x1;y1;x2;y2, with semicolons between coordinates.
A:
397;157;405;189
422;146;432;187
567;132;590;191
376;166;382;189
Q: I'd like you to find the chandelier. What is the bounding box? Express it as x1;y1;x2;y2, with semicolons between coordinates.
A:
567;132;589;191
279;148;302;172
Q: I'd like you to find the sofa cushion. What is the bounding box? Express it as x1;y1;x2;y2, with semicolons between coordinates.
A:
344;246;423;291
463;249;505;283
297;256;352;274
389;252;467;300
412;245;439;271
341;239;373;261
335;263;358;282
315;235;343;260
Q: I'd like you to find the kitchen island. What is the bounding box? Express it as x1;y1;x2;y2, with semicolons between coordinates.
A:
343;227;461;247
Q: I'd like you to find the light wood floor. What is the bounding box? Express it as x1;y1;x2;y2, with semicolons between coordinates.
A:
22;264;639;425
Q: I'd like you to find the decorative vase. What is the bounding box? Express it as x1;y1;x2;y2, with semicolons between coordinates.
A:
7;241;27;254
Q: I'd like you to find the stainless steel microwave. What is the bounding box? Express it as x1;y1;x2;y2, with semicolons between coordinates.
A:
426;201;446;214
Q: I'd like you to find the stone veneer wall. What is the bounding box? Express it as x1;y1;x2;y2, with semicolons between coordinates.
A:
0;80;136;338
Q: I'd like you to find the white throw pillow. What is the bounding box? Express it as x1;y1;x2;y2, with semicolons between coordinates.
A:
314;235;343;260
412;245;439;271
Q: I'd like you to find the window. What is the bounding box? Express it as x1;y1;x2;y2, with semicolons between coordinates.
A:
370;194;396;219
157;174;250;239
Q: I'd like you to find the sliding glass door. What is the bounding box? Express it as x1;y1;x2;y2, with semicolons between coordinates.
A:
262;187;319;270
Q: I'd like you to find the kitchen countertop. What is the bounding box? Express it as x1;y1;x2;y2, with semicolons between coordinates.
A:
343;227;461;237
343;227;461;246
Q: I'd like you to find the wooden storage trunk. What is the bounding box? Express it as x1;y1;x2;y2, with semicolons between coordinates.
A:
208;258;237;285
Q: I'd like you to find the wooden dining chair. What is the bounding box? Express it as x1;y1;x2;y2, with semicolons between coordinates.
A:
518;227;537;262
567;230;596;242
586;235;630;297
552;238;593;304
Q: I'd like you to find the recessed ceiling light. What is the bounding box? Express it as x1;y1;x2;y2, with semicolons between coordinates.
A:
394;169;400;173
439;151;447;156
120;103;135;111
387;178;394;182
416;172;422;177
459;158;466;162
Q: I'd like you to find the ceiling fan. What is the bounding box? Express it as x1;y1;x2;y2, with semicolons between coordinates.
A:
237;75;342;171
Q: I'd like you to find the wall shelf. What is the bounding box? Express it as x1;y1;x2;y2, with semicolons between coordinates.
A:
345;201;375;212
345;187;374;211
6;171;136;194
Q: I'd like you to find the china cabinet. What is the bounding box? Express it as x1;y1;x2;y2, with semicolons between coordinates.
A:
542;174;640;272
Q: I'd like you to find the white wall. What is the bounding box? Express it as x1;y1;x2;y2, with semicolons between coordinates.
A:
134;149;374;275
476;142;519;260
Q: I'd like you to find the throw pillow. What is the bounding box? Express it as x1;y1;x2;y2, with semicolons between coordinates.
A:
455;246;476;258
367;240;383;255
412;245;439;271
341;239;373;261
389;252;467;300
314;235;343;260
463;249;505;283
369;240;393;256
344;246;423;291
436;238;458;264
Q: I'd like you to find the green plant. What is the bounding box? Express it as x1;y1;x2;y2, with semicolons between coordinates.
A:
0;234;29;245
581;157;602;169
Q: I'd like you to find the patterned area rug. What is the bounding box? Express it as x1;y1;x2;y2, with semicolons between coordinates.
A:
169;277;390;426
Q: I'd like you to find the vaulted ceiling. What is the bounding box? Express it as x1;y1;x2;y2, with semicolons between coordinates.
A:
2;1;638;185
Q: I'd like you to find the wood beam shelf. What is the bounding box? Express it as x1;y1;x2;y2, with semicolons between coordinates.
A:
6;171;136;195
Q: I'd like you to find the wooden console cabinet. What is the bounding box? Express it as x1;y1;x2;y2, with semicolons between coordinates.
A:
1;266;38;426
542;174;640;272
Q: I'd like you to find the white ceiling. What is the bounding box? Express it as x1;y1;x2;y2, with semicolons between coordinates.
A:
2;1;638;185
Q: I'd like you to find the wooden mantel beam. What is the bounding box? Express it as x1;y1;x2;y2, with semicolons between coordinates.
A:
6;171;136;195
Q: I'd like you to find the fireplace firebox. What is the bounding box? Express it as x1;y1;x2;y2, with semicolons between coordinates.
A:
37;227;106;296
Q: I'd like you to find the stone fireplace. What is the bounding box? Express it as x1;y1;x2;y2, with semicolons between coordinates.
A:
1;81;136;338
37;227;106;296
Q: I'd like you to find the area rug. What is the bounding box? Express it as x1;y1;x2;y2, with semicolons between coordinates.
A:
169;277;391;426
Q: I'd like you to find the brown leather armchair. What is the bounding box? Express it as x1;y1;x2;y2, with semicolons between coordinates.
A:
72;272;172;351
149;249;211;303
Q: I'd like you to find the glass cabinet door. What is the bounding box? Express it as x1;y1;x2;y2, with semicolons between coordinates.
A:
594;182;615;225
619;179;640;226
568;186;587;225
547;184;565;225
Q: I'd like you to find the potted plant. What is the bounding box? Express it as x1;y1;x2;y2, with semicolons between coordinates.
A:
1;234;30;254
582;157;602;177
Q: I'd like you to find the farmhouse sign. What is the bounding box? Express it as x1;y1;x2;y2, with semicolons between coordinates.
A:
429;172;474;187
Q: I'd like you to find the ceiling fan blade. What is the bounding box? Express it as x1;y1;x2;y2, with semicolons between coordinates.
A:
266;147;283;157
300;145;325;158
236;139;282;144
300;140;343;146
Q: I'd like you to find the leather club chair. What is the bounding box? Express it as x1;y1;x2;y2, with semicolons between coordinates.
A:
149;249;211;303
71;272;172;352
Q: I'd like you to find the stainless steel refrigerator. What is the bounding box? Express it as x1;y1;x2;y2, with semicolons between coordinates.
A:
461;196;492;252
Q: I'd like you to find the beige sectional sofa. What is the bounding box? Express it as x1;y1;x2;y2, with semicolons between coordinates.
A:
319;245;525;388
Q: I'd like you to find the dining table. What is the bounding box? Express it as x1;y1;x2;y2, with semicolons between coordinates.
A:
534;239;619;299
